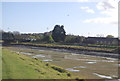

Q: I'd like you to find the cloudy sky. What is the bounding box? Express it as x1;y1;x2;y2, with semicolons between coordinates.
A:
1;0;119;37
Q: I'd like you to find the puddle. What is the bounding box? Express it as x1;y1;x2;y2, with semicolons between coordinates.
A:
42;59;53;62
65;54;116;63
104;57;117;60
118;64;120;67
31;47;38;49
106;58;117;60
66;68;80;72
76;58;114;63
73;66;86;68
93;73;112;79
106;61;114;62
52;49;67;52
64;55;89;60
71;53;79;55
32;55;46;58
52;49;59;51
86;61;97;64
111;75;118;79
100;60;114;62
20;52;33;55
39;50;45;51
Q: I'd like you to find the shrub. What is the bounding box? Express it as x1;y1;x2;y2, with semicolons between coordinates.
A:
75;77;84;81
67;73;71;77
51;65;67;73
45;63;49;66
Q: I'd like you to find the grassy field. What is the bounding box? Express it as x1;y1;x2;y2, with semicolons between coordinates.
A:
2;47;80;79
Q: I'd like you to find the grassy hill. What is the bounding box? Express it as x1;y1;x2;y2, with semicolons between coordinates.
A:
2;47;79;79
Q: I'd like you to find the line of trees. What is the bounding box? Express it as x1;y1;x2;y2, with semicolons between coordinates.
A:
1;24;117;45
1;25;85;44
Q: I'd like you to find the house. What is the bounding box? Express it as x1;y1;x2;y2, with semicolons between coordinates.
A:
86;37;119;45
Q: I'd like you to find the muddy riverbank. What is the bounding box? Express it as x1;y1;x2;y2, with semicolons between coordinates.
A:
6;45;119;79
10;44;119;59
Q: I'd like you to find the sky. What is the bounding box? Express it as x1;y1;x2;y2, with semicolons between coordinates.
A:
1;0;119;37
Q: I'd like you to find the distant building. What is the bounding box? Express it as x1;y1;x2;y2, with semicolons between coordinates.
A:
86;37;119;45
44;31;52;36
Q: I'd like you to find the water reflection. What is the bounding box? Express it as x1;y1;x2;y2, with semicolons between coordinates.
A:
71;53;79;55
66;68;80;72
42;59;53;62
93;73;112;79
39;50;45;51
19;52;33;55
64;55;115;63
73;66;86;68
32;54;51;58
32;55;46;58
86;62;96;64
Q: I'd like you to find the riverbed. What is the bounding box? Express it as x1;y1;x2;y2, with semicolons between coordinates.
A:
6;45;119;79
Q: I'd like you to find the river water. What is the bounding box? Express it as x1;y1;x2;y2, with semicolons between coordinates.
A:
8;45;119;79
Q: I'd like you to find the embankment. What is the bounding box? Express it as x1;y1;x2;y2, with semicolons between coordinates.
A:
11;43;119;59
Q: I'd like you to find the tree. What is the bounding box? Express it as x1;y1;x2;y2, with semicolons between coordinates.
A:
42;35;54;43
48;35;54;43
65;35;84;43
106;35;114;38
2;32;15;45
12;31;22;42
52;25;66;42
13;31;20;35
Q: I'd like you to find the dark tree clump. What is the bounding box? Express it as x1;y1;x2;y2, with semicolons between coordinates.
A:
52;25;66;42
2;32;15;45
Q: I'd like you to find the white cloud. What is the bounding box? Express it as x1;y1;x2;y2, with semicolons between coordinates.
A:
96;0;118;10
80;6;95;14
83;0;118;24
83;17;117;24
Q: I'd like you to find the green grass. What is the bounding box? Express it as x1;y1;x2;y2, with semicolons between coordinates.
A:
2;47;75;79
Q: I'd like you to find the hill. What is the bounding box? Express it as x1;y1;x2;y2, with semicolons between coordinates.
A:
2;47;76;79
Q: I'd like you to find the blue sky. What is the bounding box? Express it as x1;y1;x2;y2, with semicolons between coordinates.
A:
1;0;118;37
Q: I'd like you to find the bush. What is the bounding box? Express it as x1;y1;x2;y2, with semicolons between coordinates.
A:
65;35;84;43
75;77;84;81
45;63;49;66
67;73;71;77
42;35;54;43
51;65;67;73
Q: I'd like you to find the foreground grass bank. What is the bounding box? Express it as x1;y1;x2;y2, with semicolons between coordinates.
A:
12;42;115;53
2;47;82;79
